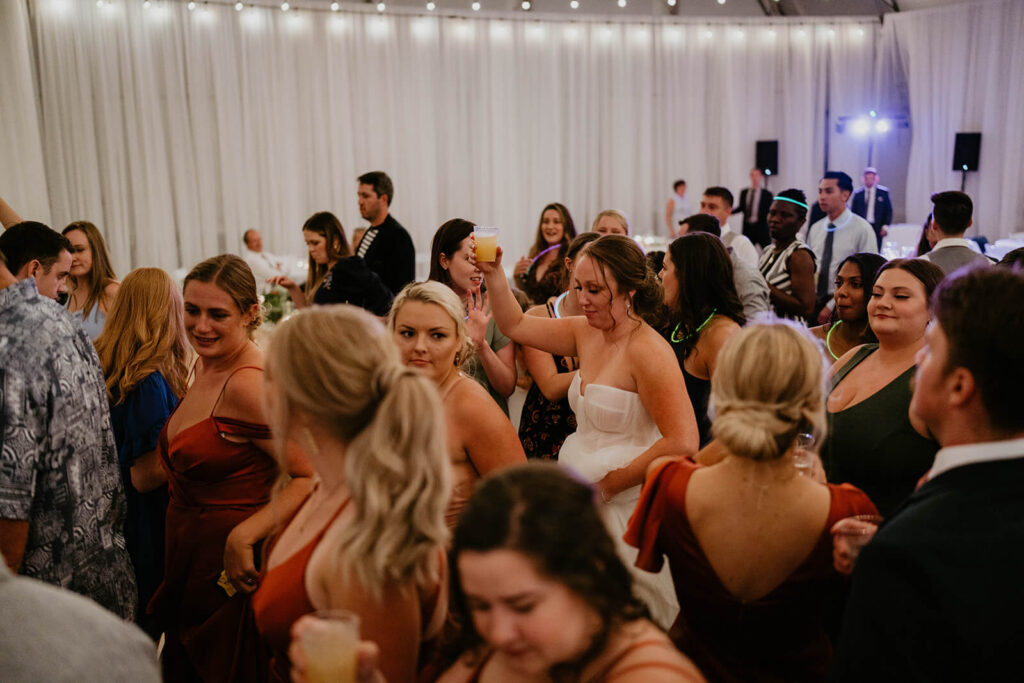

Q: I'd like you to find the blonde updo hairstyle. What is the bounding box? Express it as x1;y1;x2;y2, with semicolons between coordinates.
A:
711;322;827;461
389;280;475;371
267;305;452;598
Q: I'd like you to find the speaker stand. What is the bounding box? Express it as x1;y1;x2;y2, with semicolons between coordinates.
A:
961;170;968;193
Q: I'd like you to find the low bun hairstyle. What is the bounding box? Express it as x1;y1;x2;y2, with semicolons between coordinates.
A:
267;305;451;597
579;234;664;328
711;321;827;461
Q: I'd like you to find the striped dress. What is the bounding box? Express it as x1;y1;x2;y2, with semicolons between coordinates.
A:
758;238;817;321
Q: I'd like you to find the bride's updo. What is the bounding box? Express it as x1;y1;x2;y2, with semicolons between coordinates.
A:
711;322;827;461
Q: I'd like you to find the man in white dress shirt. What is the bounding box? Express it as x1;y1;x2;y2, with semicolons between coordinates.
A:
806;171;878;323
700;187;759;267
241;229;302;292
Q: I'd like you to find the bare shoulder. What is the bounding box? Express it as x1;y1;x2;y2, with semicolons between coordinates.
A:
701;316;739;348
829;343;867;379
627;323;676;367
103;281;121;297
525;303;548;318
218;354;267;418
436;652;479;683
602;620;706;682
807;323;828;342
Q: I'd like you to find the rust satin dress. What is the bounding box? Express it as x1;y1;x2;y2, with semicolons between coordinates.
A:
149;367;277;683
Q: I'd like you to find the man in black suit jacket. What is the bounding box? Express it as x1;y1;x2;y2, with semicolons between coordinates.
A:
850;167;893;249
733;168;774;249
831;266;1024;681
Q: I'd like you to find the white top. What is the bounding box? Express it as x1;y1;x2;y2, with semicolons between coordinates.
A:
922;237;983;258
926;436;1024;482
242;247;306;291
806;209;878;295
670;192;692;229
865;186;876;224
722;225;759;266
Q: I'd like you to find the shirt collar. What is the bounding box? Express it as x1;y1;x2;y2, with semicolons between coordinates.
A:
826;208;853;228
931;237;974;251
721;223;734;236
0;278;40;311
927;436;1024;482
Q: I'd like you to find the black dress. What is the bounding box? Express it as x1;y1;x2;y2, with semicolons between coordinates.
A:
312;256;393;316
517;298;577;460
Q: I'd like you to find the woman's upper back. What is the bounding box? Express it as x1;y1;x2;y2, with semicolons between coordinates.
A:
630;458;874;606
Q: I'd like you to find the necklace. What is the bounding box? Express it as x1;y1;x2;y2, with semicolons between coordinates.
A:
825;320;843;360
552;291;569;319
671;309;717;344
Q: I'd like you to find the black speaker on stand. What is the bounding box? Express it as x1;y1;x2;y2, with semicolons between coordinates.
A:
953;132;981;192
756;140;779;189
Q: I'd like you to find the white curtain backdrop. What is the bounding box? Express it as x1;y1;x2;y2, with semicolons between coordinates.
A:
0;0;51;225
15;0;879;274
881;0;1024;240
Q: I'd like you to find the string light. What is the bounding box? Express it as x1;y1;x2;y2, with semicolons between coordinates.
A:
617;0;626;7
376;1;385;10
667;0;676;5
280;1;289;9
426;1;435;8
331;1;340;9
235;2;243;10
717;0;726;4
143;0;151;8
570;0;578;7
188;1;196;9
521;0;530;9
471;1;480;9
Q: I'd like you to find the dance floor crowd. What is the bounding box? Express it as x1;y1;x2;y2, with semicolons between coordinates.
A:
0;170;1022;682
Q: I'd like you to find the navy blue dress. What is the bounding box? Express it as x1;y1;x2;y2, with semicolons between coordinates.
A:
110;371;177;640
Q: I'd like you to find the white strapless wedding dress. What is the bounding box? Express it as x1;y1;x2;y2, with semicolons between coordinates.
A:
559;373;680;629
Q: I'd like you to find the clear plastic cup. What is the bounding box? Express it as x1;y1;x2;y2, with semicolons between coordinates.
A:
301;610;361;683
474;226;499;262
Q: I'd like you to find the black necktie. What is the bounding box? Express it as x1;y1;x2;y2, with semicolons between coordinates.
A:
817;224;836;299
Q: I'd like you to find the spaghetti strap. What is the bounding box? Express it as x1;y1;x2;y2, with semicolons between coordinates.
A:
211;365;265;416
829;343;878;392
586;639;681;682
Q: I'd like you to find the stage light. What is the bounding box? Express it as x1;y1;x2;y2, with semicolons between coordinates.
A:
874;119;890;133
869;109;877;118
851;117;871;137
962;164;968;171
765;169;772;176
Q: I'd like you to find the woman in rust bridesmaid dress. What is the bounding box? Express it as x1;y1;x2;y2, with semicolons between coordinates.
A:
149;255;312;682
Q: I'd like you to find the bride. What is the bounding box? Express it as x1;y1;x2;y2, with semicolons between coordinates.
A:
477;234;698;627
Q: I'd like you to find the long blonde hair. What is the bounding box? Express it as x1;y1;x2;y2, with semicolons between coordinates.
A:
389;281;475;371
62;221;117;317
711;321;827;461
95;268;191;402
267;305;451;598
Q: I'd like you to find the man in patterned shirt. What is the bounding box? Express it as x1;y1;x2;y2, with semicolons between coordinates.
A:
0;245;135;619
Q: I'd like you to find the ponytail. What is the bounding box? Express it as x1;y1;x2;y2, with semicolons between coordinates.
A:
267;305;452;600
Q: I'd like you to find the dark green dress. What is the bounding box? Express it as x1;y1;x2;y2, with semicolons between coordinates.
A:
821;344;938;518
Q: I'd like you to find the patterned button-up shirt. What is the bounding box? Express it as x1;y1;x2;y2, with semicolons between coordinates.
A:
0;278;135;619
